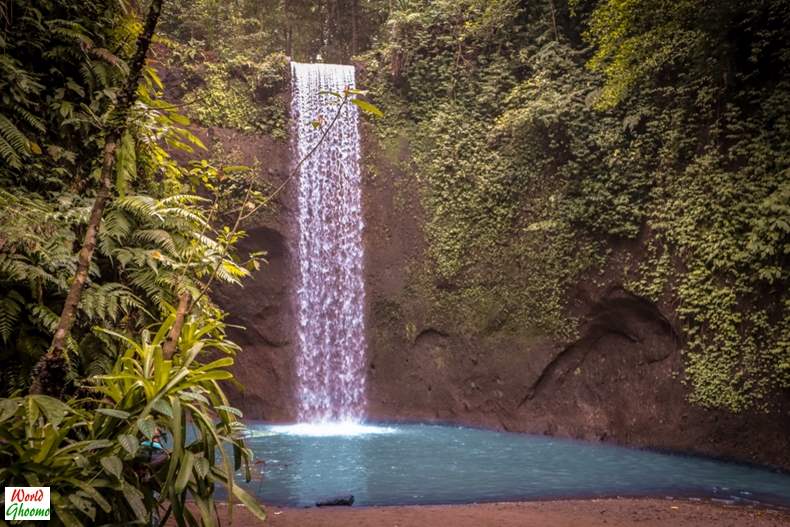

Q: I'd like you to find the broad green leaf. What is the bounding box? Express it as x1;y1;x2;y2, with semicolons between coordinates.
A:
118;434;138;456
194;456;210;479
214;405;242;418
192;370;234;382
52;491;85;527
227;475;267;521
195;357;234;372
96;408;131;419
0;398;19;422
67;478;112;513
175;451;195;493
351;98;383;117
67;493;95;522
100;454;123;480
122;484;147;522
32;426;61;463
137;416;156;439
153;398;173;417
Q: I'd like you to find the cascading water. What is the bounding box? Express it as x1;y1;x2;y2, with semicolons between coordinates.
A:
291;62;367;423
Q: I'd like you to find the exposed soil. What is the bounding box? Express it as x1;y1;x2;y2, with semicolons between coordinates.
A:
172;499;790;527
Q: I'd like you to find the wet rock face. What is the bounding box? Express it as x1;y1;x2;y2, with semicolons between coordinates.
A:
214;226;296;421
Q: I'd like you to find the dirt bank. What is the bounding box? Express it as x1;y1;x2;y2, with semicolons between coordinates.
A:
174;499;790;527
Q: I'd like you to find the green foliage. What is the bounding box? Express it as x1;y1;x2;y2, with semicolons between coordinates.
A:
0;0;265;395
586;0;790;410
165;43;289;136
364;0;790;410
160;0;389;63
362;1;598;342
0;315;265;526
0;0;138;189
585;0;706;109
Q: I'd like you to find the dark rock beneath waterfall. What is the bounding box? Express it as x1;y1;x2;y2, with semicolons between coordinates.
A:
316;495;355;507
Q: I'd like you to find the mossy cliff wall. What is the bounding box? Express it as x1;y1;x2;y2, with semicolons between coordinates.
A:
360;123;789;469
353;0;789;469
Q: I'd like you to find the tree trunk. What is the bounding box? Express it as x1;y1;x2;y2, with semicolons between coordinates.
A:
48;144;115;354
31;0;166;395
162;292;191;359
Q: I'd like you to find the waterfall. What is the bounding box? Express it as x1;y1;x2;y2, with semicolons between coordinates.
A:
291;62;367;423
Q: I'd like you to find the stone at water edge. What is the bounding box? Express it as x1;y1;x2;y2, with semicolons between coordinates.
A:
316;495;355;507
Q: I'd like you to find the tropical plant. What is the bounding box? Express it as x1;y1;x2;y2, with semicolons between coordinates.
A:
0;314;265;526
0;0;264;396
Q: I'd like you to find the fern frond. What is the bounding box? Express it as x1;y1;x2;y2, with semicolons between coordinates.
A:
132;229;177;253
101;207;132;242
93;61;111;89
216;259;249;285
48;20;94;48
159;194;210;207
0;290;24;343
77;62;95;92
0;114;29;152
0;116;26;168
115;195;160;220
159;206;208;227
0;134;20;168
128;268;166;311
0;54;44;99
79;282;143;323
28;303;59;334
0;255;27;281
13;107;45;132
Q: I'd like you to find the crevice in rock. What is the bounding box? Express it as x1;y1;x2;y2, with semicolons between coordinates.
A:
518;287;678;408
413;327;449;345
255;333;289;348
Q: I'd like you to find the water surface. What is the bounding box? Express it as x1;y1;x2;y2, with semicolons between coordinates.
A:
238;422;790;507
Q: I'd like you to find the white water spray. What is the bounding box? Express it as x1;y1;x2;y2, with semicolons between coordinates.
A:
291;62;367;424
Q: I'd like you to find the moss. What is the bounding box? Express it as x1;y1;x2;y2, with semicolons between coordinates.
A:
362;0;789;412
163;41;289;138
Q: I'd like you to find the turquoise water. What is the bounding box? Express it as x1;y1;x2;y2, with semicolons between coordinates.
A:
238;422;790;507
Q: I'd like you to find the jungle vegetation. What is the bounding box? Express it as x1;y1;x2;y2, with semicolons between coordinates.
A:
0;0;788;525
358;0;789;412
